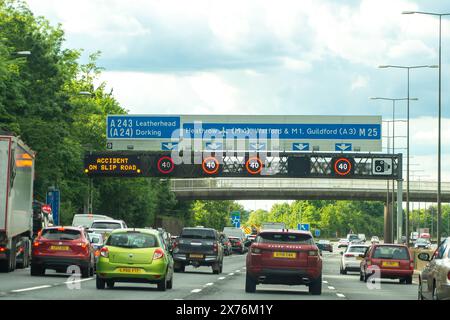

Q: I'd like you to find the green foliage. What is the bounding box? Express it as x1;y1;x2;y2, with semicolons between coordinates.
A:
191;201;245;231
0;0;186;227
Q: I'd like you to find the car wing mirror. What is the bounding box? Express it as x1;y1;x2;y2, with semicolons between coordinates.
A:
340;251;344;255
418;252;431;262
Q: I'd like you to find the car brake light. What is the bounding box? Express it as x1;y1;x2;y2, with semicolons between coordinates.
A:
344;254;353;257
447;271;450;281
95;250;100;257
33;241;40;248
308;250;318;256
410;261;415;269
153;248;164;260
100;247;109;258
0;247;6;252
213;242;218;252
251;247;262;254
236;241;241;246
57;227;65;231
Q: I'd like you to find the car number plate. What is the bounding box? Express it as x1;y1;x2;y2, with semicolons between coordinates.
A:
50;245;70;251
382;261;399;267
190;254;204;259
273;252;296;259
117;268;143;273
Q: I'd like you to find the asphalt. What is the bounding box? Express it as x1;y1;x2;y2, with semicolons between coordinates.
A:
0;244;419;300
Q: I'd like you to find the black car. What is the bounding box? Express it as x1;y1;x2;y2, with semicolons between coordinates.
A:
172;227;224;274
219;233;232;256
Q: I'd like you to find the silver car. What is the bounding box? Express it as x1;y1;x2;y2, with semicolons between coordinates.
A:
418;237;450;300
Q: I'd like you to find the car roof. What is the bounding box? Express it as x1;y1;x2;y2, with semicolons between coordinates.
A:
259;229;311;235
109;228;159;235
44;226;83;231
372;243;408;248
91;219;123;223
183;227;216;231
348;244;369;248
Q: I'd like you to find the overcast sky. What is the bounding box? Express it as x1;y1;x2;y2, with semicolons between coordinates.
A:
26;0;450;210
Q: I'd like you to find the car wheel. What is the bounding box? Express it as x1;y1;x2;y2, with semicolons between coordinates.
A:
157;277;167;291
309;274;322;295
418;280;424;300
81;266;90;279
359;271;364;282
106;280;115;289
167;276;173;289
245;273;257;293
432;282;438;300
342;267;347;275
96;277;105;290
30;264;44;276
174;263;185;273
212;262;220;274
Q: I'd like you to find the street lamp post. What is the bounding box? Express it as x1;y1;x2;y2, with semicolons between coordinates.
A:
379;65;436;245
371;97;415;243
402;10;450;247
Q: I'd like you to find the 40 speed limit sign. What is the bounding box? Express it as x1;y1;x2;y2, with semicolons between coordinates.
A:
332;157;354;177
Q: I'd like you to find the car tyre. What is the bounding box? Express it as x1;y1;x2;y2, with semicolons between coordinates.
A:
432;282;438;300
106;280;115;289
405;276;412;285
245;273;257;293
174;263;185;273
81;266;90;279
157;277;167;291
359;271;364;281
418;280;424;300
167;276;173;289
212;262;220;274
96;277;105;289
342;267;347;275
30;264;44;276
309;275;322;295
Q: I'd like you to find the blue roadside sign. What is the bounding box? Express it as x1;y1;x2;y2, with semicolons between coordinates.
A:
298;223;310;231
315;229;321;237
231;211;240;228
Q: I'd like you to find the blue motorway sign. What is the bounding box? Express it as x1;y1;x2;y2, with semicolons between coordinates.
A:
315;229;321;237
231;211;240;228
335;143;352;151
298;223;310;231
182;123;381;140
46;189;60;226
161;142;179;150
107;116;180;139
293;143;310;151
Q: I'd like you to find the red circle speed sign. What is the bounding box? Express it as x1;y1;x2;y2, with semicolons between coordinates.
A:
246;157;263;175
202;157;220;175
157;156;175;174
334;157;352;176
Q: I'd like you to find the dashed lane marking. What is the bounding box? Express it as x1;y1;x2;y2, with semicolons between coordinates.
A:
205;283;214;286
228;273;234;276
336;293;346;298
328;286;335;290
218;277;226;280
11;285;52;293
235;270;241;273
64;278;94;284
191;289;202;293
323;280;329;284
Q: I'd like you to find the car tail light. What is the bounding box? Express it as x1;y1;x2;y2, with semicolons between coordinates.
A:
57;227;65;231
251;247;262;254
213;242;218;252
33;241;41;248
95;250;100;257
100;247;109;258
236;241;241;246
410;261;415;269
344;254;353;257
153;248;164;260
0;247;6;253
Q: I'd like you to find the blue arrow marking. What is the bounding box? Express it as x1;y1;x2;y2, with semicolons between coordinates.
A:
335;143;352;151
249;142;266;151
161;142;179;151
206;142;223;150
293;143;310;151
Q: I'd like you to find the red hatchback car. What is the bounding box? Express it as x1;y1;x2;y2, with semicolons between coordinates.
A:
245;229;322;295
360;244;414;284
31;226;95;278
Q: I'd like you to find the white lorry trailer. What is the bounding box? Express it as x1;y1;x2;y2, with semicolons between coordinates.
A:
0;135;35;272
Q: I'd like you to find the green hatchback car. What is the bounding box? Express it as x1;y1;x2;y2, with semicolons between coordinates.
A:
96;228;174;291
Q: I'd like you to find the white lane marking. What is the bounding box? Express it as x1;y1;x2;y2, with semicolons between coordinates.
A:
191;289;202;293
205;283;214;286
235;270;241;272
218;277;226;280
337;293;346;298
228;273;234;276
12;285;52;293
174;298;183;300
64;277;94;284
323;280;329;284
328;286;335;290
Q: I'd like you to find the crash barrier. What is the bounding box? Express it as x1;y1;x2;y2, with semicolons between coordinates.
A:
410;248;435;272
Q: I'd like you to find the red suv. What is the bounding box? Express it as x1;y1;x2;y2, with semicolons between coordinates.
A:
31;226;95;278
360;244;414;284
245;229;322;295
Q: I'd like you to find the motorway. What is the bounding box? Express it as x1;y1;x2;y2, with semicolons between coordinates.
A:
0;243;418;300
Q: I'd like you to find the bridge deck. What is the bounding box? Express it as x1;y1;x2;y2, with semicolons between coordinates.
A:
170;178;450;201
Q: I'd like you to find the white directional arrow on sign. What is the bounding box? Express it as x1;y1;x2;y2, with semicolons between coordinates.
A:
335;143;352;151
293;143;310;151
206;142;223;150
161;142;179;150
249;142;266;151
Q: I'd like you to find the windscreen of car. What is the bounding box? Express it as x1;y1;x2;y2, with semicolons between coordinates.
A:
181;229;215;240
348;235;359;240
42;229;81;241
91;222;122;230
372;246;409;260
106;233;158;248
318;240;329;244
258;233;314;245
348;246;368;253
416;239;428;244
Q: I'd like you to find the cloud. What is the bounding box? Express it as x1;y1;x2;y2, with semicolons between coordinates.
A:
351;75;368;91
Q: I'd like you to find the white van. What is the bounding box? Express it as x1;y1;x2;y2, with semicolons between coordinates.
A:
71;214;113;228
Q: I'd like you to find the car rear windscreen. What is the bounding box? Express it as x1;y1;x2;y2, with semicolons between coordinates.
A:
106;233;158;248
91;222;122;230
348;246;368;253
258;233;314;245
181;229;215;239
42;229;81;241
373;246;409;260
